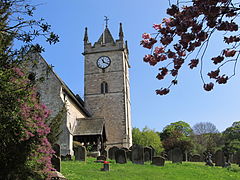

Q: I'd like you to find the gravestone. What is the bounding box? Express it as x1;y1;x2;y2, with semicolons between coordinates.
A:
127;150;132;161
108;146;119;160
115;149;127;164
167;149;173;161
51;144;61;172
97;155;107;161
53;144;61;157
215;150;225;167
149;145;156;157
51;154;61;172
75;146;86;161
191;154;201;162
152;156;165;166
101;149;108;158
172;148;183;163
144;147;152;162
132;144;144;165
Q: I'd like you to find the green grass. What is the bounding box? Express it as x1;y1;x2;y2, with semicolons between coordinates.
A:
61;158;240;180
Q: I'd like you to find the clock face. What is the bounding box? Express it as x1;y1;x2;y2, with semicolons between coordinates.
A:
97;56;111;69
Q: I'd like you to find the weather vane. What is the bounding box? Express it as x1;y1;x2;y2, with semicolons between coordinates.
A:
104;16;109;28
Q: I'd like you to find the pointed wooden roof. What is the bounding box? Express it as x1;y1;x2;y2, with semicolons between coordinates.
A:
74;118;106;136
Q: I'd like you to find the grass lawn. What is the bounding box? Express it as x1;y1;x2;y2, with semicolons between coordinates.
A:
61;158;240;180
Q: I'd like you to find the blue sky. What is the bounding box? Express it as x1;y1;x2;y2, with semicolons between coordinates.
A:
33;0;240;132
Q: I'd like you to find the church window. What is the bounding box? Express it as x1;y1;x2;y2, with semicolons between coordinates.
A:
101;82;108;94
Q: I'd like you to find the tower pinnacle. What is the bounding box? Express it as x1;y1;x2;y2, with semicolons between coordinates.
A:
119;23;124;41
84;27;89;43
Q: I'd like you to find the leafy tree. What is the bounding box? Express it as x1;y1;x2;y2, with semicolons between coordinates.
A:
191;122;222;154
160;121;193;152
222;121;240;153
141;0;240;95
132;127;163;154
0;0;59;179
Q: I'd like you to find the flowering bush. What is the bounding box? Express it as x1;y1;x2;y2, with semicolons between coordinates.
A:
0;65;55;179
141;0;240;95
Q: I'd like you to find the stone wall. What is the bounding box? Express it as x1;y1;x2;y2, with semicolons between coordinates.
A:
84;30;132;148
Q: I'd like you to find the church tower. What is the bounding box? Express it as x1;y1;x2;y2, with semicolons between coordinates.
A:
83;22;132;148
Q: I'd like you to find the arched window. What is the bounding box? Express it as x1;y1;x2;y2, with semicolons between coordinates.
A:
101;82;108;94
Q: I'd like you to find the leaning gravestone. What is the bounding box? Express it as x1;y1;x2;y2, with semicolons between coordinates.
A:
172;148;183;163
144;147;152;162
132;144;144;165
115;149;127;164
108;146;119;160
191;154;201;162
75;146;86;162
215;150;225;167
152;156;165;166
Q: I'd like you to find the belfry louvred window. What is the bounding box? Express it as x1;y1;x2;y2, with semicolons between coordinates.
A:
101;82;108;94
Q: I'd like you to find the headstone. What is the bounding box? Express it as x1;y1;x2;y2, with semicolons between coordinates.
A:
101;149;108;158
152;156;165;166
144;147;152;162
167;149;173;161
97;155;106;161
132;144;144;165
149;145;156;157
215;150;225;167
191;154;201;162
53;144;61;157
51;154;61;172
126;150;132;161
108;146;119;160
75;146;86;161
172;148;183;163
115;149;127;164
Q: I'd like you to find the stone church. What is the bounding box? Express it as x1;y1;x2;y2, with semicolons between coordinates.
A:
28;23;132;156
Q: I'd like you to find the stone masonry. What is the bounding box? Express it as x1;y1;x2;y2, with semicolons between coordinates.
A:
83;24;132;148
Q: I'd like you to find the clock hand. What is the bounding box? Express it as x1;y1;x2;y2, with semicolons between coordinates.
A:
102;59;108;64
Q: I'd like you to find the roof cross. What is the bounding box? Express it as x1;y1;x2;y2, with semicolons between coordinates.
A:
104;16;109;28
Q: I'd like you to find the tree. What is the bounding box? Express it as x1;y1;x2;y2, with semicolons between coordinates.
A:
160;121;193;152
141;0;240;95
132;127;163;154
222;121;240;153
0;0;58;179
193;122;219;135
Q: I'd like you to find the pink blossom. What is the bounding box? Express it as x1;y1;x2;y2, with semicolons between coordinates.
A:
142;33;151;39
154;46;165;54
224;49;237;57
153;24;163;30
